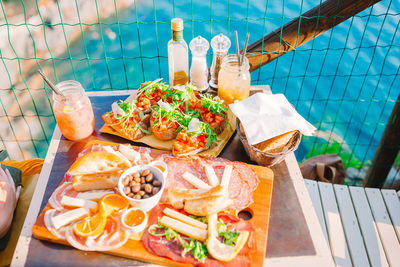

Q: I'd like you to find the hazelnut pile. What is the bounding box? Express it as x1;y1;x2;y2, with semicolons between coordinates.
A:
122;169;162;200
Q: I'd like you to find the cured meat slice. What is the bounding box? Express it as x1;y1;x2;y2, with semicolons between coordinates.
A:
156;154;257;211
78;144;110;158
48;182;79;210
44;209;68;240
142;204;253;267
65;225;97;251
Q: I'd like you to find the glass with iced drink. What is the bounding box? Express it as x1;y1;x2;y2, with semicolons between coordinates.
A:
217;55;251;105
53;81;95;140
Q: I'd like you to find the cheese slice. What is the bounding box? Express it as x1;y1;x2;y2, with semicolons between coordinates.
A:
51;208;89;230
221;165;232;189
61;195;97;209
182;172;211;190
204;165;219;186
160;215;207;242
76;190;113;200
163;208;207;230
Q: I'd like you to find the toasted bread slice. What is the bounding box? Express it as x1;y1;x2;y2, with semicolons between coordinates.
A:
150;120;178;141
254;130;297;153
168;185;226;209
184;192;231;216
102;112;150;141
212;119;225;135
72;171;122;192
68;151;131;176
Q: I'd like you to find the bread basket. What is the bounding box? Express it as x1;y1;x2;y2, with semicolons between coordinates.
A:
236;119;301;167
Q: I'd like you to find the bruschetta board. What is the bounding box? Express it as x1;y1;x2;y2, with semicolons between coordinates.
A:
99;81;236;158
32;140;273;266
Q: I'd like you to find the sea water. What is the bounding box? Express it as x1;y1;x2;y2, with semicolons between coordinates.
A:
56;0;400;173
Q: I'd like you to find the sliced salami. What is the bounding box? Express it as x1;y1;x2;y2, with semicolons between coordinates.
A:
48;182;79;210
44;209;68;240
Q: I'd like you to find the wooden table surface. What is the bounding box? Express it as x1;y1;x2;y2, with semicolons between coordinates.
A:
11;91;334;267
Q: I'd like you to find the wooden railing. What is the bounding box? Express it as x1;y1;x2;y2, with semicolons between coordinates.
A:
245;0;380;72
243;0;400;189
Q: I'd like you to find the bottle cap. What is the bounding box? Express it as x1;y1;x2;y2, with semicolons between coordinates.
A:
171;18;184;31
211;33;231;53
189;36;209;56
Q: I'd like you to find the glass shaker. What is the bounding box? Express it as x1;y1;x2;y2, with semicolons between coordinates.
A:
189;36;209;92
218;54;251;105
209;34;231;89
53;81;95;140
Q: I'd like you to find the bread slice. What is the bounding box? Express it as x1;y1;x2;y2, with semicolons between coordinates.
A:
254;130;297;153
72;170;122;192
68;151;131;176
102;112;150;141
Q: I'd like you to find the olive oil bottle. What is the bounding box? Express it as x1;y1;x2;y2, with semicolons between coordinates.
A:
168;18;189;86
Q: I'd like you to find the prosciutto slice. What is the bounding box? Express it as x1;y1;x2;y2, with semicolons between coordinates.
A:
48;182;79;210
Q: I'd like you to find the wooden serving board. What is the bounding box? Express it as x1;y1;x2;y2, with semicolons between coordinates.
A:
99;94;236;158
32;141;274;267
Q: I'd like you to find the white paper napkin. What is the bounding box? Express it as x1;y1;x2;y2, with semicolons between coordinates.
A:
229;93;316;145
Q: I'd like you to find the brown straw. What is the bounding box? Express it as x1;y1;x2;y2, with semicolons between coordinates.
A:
240;33;250;67
234;31;240;65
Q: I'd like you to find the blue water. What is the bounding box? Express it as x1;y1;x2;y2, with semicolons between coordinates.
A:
56;0;400;166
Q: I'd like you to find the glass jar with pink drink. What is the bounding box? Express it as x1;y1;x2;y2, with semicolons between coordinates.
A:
53;81;95;140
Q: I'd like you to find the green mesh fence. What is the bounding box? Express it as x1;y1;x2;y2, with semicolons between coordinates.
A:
0;0;399;187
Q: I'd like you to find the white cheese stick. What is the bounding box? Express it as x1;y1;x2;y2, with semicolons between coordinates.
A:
160;215;207;242
182;172;211;190
51;208;89;230
220;165;232;189
163;208;207;230
76;190;113;200
61;195;97;209
204;165;219;187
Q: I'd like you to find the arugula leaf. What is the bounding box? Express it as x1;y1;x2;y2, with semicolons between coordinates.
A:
201;94;227;116
193;240;208;263
217;219;240;246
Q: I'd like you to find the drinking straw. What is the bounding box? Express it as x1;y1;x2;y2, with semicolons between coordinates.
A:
37;70;64;96
240;33;250;67
234;31;240;65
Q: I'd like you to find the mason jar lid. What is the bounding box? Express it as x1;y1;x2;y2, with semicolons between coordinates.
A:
221;54;250;72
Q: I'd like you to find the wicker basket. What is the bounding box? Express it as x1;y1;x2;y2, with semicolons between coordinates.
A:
236;119;301;167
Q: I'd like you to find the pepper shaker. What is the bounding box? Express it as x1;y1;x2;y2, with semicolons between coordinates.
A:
209;34;231;90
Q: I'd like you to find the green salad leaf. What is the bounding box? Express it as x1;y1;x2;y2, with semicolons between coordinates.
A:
201;94;227;116
217;219;240;246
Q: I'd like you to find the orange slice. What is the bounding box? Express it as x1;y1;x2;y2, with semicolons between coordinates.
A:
99;193;129;217
73;213;107;237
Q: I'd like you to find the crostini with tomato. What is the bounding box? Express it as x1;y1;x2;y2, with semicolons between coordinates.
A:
196;94;227;135
172;118;217;157
150;101;182;141
137;81;170;111
102;100;150;140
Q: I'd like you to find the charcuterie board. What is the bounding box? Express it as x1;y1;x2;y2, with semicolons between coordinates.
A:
32;140;273;267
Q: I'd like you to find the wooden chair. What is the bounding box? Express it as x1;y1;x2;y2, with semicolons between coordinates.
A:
305;179;400;267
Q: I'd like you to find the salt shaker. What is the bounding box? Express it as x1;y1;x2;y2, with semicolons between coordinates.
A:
209;34;231;89
189;36;209;92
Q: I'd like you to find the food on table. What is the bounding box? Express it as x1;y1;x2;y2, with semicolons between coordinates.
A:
51;208;89;230
150;102;180;141
168;185;231;216
102;100;151;140
39;143;261;265
68;151;131;192
196;94;227;134
137;81;170;111
60;195;97;209
53;81;95;140
156;154;259;211
121;169;162;200
239;122;298;153
123;209;146;227
206;213;250;262
142;204;254;265
172;119;217;156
